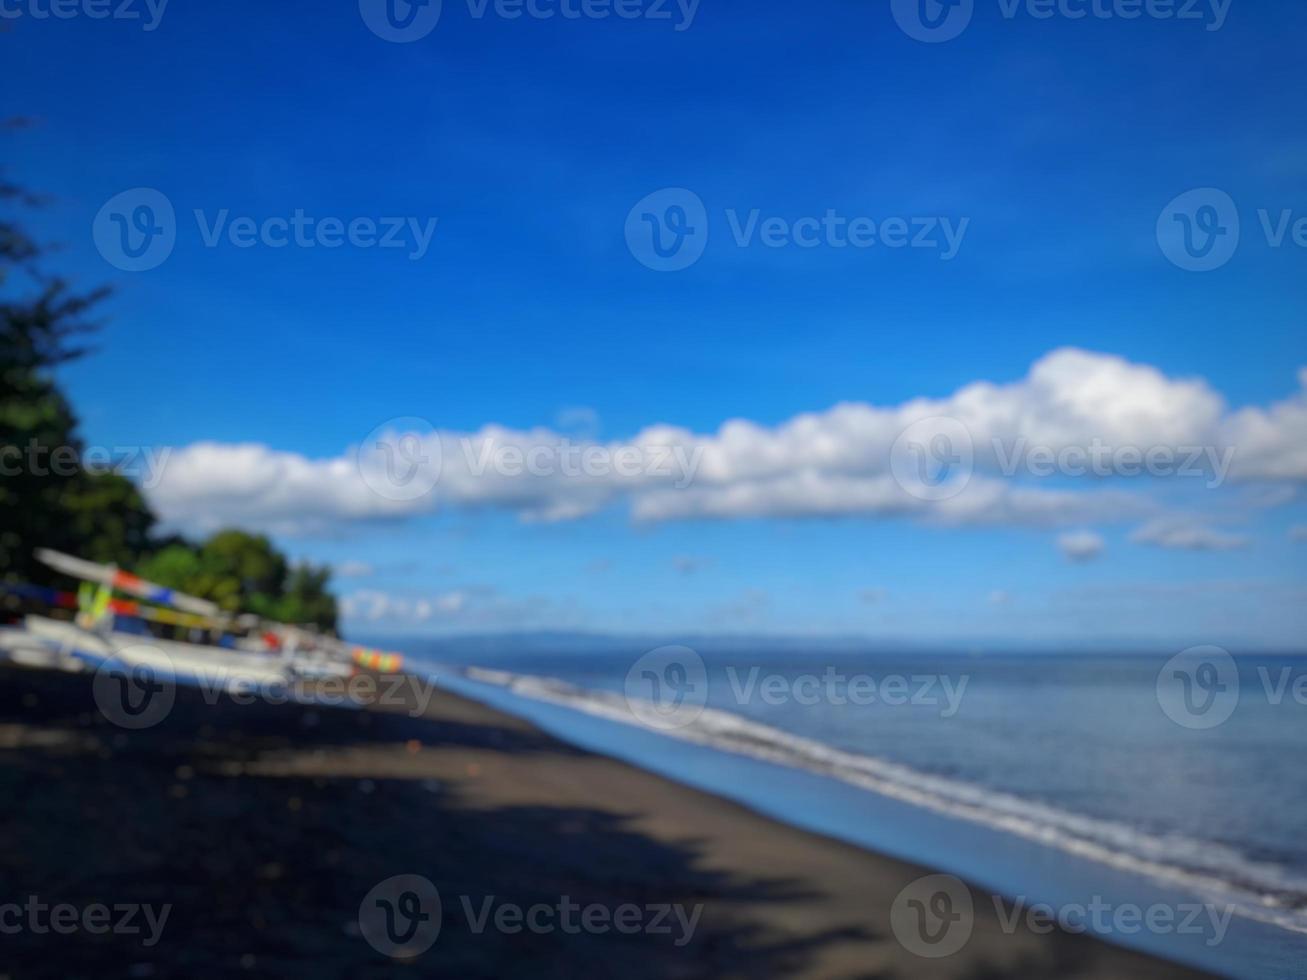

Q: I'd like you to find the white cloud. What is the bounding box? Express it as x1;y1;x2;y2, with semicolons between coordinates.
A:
143;349;1307;535
630;473;1150;527
147;441;384;535
1220;368;1307;481
340;586;569;631
1130;520;1250;551
1058;530;1106;563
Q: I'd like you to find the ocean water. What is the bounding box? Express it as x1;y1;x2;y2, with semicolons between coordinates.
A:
399;643;1307;978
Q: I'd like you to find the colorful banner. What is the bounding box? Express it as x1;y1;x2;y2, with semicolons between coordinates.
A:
351;647;404;673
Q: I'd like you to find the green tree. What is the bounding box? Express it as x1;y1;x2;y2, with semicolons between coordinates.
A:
0;160;155;583
138;530;337;632
274;563;338;633
202;530;288;603
62;468;156;569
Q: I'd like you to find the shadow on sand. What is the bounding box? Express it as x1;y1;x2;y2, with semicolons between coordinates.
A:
0;664;874;979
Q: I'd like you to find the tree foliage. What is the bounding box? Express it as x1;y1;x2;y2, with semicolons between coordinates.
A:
1;159;336;631
0;163;151;582
138;531;337;632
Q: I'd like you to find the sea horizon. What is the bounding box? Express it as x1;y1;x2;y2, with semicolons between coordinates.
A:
355;630;1307;658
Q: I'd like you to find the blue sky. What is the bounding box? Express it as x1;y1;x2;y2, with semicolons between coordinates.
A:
5;0;1306;647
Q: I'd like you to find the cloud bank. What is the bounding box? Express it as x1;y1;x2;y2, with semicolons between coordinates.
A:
145;348;1307;536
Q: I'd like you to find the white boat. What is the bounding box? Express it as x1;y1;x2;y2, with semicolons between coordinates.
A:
0;623;84;673
3;550;392;701
20;615;294;692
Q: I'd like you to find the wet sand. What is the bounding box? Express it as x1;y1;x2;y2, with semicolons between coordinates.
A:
0;662;1211;978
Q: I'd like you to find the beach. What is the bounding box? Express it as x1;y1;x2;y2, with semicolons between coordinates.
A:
6;1;1303;975
0;661;1208;979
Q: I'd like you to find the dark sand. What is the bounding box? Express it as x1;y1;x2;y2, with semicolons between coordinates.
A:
0;662;1212;979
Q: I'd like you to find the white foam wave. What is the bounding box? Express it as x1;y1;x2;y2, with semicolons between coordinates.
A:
462;665;1307;936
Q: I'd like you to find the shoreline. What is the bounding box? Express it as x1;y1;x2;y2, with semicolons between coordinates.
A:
0;660;1211;978
435;661;1288;977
